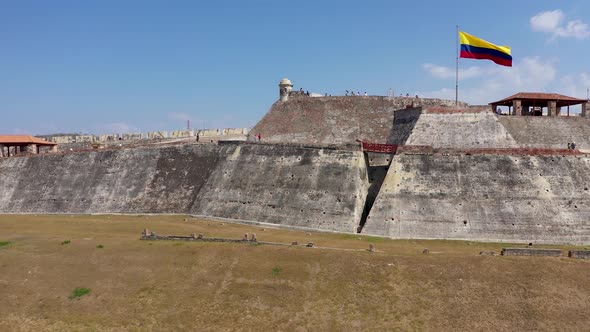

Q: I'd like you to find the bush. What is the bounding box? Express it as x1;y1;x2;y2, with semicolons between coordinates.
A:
0;241;10;248
69;287;91;300
61;240;71;245
96;244;104;249
272;267;281;276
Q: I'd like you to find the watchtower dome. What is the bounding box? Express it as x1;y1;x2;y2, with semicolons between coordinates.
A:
279;78;293;102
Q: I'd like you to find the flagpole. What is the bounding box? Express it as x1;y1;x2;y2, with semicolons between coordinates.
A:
455;25;459;107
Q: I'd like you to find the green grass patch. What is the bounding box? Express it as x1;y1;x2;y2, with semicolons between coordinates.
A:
365;236;387;243
0;241;11;248
61;240;71;245
339;234;386;243
69;287;91;300
272;267;281;276
97;244;104;249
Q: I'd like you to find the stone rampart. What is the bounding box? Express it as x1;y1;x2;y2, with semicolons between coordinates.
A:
193;143;367;232
363;153;590;245
251;96;467;145
497;116;590;150
170;130;194;138
123;133;143;140
392;108;518;148
147;131;168;139
0;142;367;233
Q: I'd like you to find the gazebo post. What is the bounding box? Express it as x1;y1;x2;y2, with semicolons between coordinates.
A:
548;101;557;117
513;99;522;116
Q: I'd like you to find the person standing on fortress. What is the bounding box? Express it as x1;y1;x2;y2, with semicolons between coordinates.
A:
345;90;349;96
257;133;261;141
364;92;368;96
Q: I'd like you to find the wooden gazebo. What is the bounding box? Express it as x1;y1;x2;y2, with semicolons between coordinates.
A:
490;92;589;117
0;135;58;157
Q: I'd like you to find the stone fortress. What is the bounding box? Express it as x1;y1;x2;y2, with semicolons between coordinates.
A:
1;78;590;245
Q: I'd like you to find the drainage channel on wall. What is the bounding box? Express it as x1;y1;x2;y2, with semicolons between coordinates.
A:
357;152;393;233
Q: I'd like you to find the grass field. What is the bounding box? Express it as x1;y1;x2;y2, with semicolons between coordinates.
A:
0;214;589;331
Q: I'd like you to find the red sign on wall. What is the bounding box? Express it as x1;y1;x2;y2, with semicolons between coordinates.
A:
359;141;398;154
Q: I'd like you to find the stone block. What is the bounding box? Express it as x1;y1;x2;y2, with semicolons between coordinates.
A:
479;251;496;256
568;250;590;259
147;131;168;139
501;248;562;257
123;133;143;140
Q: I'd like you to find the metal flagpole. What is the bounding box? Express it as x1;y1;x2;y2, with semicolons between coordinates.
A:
455;25;459;107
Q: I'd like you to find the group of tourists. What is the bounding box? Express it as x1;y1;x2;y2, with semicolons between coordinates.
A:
345;90;368;96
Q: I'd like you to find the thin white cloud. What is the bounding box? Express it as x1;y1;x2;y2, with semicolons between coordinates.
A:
560;73;590;100
418;56;558;105
98;122;140;134
531;10;564;32
531;10;590;40
168;112;191;121
555;20;590;39
423;63;484;80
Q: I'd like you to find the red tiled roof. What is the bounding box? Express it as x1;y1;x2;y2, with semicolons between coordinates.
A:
0;135;57;145
490;92;588;105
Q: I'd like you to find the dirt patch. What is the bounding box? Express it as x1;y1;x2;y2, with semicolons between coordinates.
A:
0;214;588;331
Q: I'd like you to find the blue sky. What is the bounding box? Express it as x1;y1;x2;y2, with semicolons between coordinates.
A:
1;0;589;135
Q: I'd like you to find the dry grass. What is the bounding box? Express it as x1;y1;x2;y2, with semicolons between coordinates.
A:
0;214;589;331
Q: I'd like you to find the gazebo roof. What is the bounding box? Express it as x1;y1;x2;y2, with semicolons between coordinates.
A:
490;92;588;107
0;135;57;146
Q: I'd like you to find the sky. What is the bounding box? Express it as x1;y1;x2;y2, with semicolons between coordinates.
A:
1;0;590;135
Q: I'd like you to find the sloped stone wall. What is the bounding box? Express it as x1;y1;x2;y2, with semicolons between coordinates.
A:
0;142;368;233
251;96;466;145
363;152;590;244
193;144;368;232
498;116;590;150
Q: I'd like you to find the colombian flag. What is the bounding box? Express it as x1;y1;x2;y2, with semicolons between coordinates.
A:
459;31;512;67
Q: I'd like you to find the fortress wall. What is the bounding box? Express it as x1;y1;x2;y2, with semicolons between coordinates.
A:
193;143;368;233
497;116;590;150
0;145;215;213
363;153;590;244
396;108;518;148
0;143;367;233
251;96;467;145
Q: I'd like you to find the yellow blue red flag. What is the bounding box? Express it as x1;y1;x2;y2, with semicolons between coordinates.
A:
459;31;512;67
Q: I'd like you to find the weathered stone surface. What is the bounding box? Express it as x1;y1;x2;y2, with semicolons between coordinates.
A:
497;116;590;150
193;143;368;233
251;96;466;145
363;153;590;245
0;142;368;233
568;250;590;259
501;248;562;257
399;108;518;148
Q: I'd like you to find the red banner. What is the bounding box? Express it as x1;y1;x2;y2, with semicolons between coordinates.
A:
360;141;398;154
